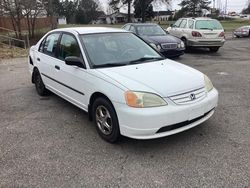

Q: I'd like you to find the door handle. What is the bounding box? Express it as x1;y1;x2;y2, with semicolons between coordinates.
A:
55;65;60;70
37;58;40;61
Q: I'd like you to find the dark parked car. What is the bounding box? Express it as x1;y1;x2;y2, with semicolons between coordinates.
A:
122;23;185;58
234;25;250;38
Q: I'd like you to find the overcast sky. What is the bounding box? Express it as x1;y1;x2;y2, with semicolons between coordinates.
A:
99;0;248;13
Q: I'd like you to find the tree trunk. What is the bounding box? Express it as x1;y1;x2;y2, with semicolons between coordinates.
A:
26;14;31;38
127;0;131;22
31;16;36;38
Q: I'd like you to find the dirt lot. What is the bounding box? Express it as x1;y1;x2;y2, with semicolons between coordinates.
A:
0;38;249;187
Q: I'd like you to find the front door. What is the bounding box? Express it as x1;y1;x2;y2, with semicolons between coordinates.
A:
54;33;88;110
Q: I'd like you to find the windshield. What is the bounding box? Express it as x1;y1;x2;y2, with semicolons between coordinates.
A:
195;20;223;30
81;33;163;68
136;25;166;36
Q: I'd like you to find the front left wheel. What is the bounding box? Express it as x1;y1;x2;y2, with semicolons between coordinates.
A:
92;98;120;143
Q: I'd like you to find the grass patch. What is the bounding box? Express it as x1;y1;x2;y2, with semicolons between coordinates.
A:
220;19;250;32
0;43;28;59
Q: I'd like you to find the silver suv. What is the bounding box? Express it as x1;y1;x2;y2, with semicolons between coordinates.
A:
167;18;225;52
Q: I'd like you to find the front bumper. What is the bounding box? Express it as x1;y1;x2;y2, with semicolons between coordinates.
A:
113;88;218;139
187;39;225;47
160;48;185;58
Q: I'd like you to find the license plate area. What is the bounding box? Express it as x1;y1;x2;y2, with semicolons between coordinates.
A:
188;106;205;120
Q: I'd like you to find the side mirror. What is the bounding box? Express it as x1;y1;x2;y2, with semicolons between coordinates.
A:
65;56;85;69
170;24;173;27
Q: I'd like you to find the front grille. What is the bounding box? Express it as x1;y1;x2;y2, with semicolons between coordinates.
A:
169;87;206;105
161;43;177;50
156;109;214;133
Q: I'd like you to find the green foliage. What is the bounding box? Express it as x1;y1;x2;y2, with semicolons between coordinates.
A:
178;0;211;17
75;0;103;24
134;0;154;22
242;3;250;14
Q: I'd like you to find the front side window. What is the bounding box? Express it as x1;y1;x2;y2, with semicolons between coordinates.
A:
136;25;166;36
58;34;81;60
42;33;60;57
123;25;131;31
173;19;182;28
81;33;162;68
195;20;223;30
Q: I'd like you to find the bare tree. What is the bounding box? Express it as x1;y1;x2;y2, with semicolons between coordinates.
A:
22;0;44;38
109;0;132;22
1;0;23;38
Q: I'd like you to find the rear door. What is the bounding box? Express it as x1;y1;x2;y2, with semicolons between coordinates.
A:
36;32;61;90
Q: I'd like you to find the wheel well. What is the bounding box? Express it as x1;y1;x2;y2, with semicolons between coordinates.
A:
181;37;186;41
31;67;39;83
88;92;113;121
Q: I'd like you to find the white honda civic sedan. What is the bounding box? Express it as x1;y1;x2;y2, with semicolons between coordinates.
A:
28;27;218;142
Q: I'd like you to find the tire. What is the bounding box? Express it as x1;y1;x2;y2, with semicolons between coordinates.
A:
209;47;220;52
33;69;48;96
92;98;120;143
181;38;190;52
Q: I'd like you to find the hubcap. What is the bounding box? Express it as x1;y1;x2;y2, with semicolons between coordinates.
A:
95;105;113;135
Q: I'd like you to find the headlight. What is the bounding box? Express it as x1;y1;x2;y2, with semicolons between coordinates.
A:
180;41;185;48
125;91;167;108
204;75;213;92
150;43;161;51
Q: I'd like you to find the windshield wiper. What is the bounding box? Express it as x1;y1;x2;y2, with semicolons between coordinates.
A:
92;63;128;68
128;57;164;65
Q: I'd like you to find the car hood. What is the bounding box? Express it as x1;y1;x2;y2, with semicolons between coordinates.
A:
141;35;181;44
96;59;205;97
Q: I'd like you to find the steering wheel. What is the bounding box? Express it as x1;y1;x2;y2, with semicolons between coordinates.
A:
121;48;136;57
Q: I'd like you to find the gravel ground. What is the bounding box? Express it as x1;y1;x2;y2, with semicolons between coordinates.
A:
0;38;249;187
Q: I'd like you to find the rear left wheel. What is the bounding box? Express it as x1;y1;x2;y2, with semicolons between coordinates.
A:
33;70;48;96
92;98;120;143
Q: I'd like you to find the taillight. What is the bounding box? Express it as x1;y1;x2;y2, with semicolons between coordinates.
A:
219;32;225;38
192;31;202;37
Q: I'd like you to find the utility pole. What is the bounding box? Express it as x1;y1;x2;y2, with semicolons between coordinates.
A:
225;0;228;15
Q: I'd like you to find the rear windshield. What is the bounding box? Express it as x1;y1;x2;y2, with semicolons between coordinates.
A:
195;20;223;30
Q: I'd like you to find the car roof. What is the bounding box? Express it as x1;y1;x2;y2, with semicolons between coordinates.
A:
184;17;216;21
126;23;158;26
51;27;128;34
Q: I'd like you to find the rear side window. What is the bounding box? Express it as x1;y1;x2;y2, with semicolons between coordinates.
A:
58;34;81;60
130;26;136;33
179;19;187;28
188;20;194;29
195;20;223;30
42;33;60;57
